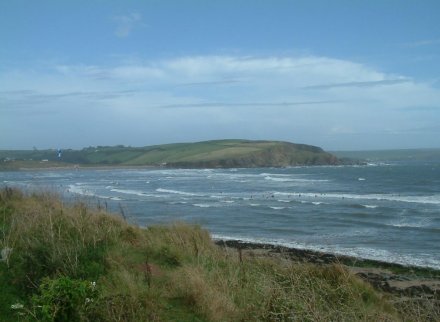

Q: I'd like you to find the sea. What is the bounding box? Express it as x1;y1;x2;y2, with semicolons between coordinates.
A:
2;161;440;269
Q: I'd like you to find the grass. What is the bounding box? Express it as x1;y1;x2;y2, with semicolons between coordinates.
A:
0;187;437;321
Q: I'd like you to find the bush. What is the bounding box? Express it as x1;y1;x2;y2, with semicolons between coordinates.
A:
31;276;98;322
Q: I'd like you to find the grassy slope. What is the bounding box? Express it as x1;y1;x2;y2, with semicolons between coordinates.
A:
2;188;431;321
0;140;339;169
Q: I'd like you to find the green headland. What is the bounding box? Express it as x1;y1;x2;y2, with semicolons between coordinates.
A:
0;139;340;170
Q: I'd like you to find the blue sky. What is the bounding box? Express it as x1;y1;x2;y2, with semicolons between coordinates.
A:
1;0;440;150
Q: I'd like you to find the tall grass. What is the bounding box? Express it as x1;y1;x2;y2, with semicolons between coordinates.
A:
0;188;125;289
0;187;437;321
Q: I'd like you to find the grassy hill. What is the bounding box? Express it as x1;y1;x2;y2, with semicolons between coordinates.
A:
0;140;340;169
2;188;436;321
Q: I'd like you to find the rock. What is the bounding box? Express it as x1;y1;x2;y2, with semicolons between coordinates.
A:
0;247;12;262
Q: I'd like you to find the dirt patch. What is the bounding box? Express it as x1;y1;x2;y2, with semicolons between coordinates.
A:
136;263;163;277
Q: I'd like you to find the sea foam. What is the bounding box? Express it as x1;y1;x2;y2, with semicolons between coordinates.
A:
274;191;440;205
111;188;147;197
156;188;201;196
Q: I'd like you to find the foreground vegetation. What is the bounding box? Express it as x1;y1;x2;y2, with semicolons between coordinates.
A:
0;188;437;321
0;139;339;170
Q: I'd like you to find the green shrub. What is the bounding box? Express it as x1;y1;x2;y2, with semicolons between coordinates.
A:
31;276;98;322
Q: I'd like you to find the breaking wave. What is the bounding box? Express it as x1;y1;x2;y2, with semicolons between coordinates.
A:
156;188;201;196
274;191;440;205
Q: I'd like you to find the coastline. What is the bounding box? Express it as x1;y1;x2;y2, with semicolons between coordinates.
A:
3;165;439;300
0;163;348;171
0;164;160;172
214;239;440;297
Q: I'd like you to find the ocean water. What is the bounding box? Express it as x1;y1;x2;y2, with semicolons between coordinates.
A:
2;161;440;269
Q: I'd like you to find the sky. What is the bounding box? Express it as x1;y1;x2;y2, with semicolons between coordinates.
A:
1;0;440;151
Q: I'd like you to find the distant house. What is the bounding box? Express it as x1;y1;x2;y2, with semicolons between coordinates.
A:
41;159;49;162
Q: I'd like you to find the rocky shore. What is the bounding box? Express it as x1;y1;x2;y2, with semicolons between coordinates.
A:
215;239;440;299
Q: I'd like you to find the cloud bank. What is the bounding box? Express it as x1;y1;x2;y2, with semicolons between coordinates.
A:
1;55;439;149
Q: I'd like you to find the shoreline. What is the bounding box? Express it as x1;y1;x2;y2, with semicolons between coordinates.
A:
214;239;440;274
214;239;440;297
0;164;161;172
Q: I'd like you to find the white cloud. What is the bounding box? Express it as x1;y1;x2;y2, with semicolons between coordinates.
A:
112;12;143;38
1;55;440;149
